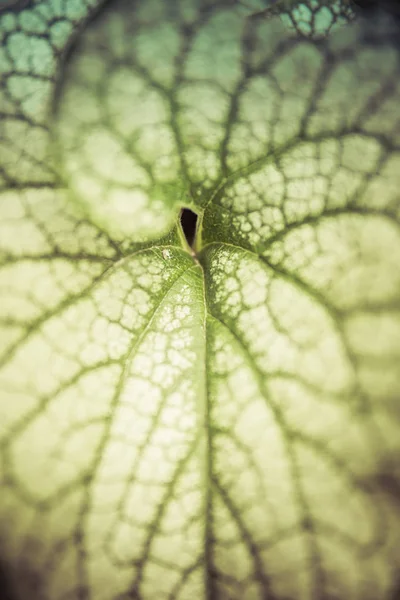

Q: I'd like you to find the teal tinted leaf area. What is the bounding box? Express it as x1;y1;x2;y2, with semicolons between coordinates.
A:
265;0;355;38
1;1;400;599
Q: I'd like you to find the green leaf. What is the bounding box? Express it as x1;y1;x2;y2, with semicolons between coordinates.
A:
1;1;400;599
263;0;355;38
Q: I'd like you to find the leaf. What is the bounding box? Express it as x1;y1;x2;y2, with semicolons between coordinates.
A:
1;1;400;600
245;0;356;38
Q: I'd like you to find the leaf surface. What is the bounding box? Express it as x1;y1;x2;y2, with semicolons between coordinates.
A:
0;1;400;599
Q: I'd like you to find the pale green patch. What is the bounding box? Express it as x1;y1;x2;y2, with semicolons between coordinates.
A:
1;1;400;600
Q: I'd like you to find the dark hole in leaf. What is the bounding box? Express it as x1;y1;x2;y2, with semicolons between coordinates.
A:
180;208;198;248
